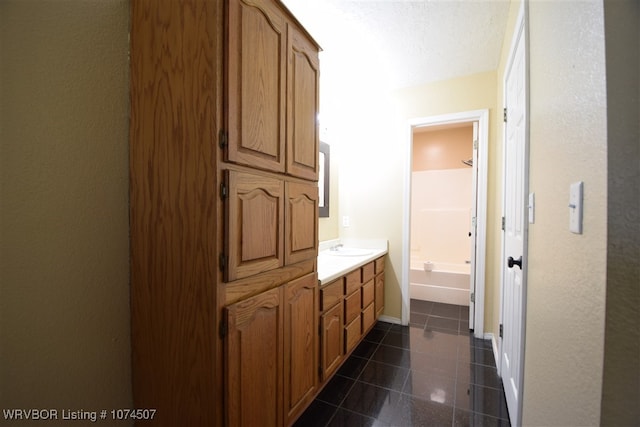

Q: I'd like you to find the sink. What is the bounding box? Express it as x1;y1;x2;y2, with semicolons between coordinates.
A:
325;248;373;257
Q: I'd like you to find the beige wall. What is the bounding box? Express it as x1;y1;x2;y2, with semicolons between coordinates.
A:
0;2;132;425
601;1;640;424
390;71;500;325
522;1;608;425
329;70;498;322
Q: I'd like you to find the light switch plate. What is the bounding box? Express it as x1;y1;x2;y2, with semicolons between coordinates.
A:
569;181;583;234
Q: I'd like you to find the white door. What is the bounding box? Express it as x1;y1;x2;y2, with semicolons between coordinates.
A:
468;121;479;329
501;6;528;427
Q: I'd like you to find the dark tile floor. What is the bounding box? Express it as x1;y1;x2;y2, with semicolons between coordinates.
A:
294;299;511;427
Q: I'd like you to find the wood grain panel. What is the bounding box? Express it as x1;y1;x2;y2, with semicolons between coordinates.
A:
321;302;343;380
284;273;318;423
129;0;220;425
286;24;319;180
362;262;375;283
362;302;375;333
228;0;286;173
226;170;284;281
226;287;283;427
344;315;361;354
285;180;318;265
362;279;374;308
344;268;362;295
375;274;385;318
224;259;314;305
344;289;361;325
320;278;343;311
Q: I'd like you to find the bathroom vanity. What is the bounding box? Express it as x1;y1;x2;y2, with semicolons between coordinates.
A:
317;240;388;385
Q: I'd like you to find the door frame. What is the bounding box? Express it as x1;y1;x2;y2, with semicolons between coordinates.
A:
498;2;529;425
401;109;489;338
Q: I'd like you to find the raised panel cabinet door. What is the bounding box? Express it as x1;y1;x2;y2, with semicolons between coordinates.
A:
375;274;385;317
284;273;318;423
285;181;318;265
227;0;286;173
225;170;284;281
286;24;320;180
225;287;283;427
321;302;343;380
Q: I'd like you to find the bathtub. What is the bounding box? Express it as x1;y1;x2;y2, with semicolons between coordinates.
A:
410;261;470;306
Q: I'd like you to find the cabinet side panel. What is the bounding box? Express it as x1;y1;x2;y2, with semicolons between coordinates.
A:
129;0;219;425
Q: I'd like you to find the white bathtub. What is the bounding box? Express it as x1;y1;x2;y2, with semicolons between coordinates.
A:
409;261;470;306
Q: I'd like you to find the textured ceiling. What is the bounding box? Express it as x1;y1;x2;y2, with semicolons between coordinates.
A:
283;0;511;89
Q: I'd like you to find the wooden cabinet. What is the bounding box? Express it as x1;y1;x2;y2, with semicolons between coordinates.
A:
226;273;317;426
227;0;319;180
375;257;385;317
321;302;343;380
317;256;386;388
227;0;287;173
129;0;319;425
286;24;320;180
226;288;284;427
222;1;320;425
284;273;318;424
225;170;285;282
223;170;318;281
285;181;318;265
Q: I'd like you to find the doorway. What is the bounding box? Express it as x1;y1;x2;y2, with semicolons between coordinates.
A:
402;109;489;338
409;123;475;307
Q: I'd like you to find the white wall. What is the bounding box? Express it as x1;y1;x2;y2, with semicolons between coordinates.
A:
410;169;473;266
522;1;608;425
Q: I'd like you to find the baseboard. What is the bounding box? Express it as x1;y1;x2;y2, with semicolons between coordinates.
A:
378;315;402;325
484;332;501;376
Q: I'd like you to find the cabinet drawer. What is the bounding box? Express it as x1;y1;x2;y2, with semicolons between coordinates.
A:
321;278;343;311
361;279;374;308
362;302;375;333
375;257;385;275
344;269;361;295
362;262;375;283
344;290;361;324
344;315;361;353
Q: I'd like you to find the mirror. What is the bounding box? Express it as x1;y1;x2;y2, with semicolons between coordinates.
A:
319;142;330;217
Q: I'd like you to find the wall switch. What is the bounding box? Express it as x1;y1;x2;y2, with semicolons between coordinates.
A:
569;181;583;234
528;192;535;224
342;216;350;227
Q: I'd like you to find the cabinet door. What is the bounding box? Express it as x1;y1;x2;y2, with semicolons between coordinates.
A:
285;181;318;265
225;170;284;281
321;302;343;380
284;273;318;423
226;287;283;427
228;0;286;173
375;274;385;317
287;24;319;180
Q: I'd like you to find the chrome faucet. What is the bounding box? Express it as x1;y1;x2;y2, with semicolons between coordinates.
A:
330;243;344;251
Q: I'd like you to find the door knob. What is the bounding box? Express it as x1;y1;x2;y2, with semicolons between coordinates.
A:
507;256;522;269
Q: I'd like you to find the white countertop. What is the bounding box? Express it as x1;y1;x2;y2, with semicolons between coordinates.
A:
317;239;388;285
